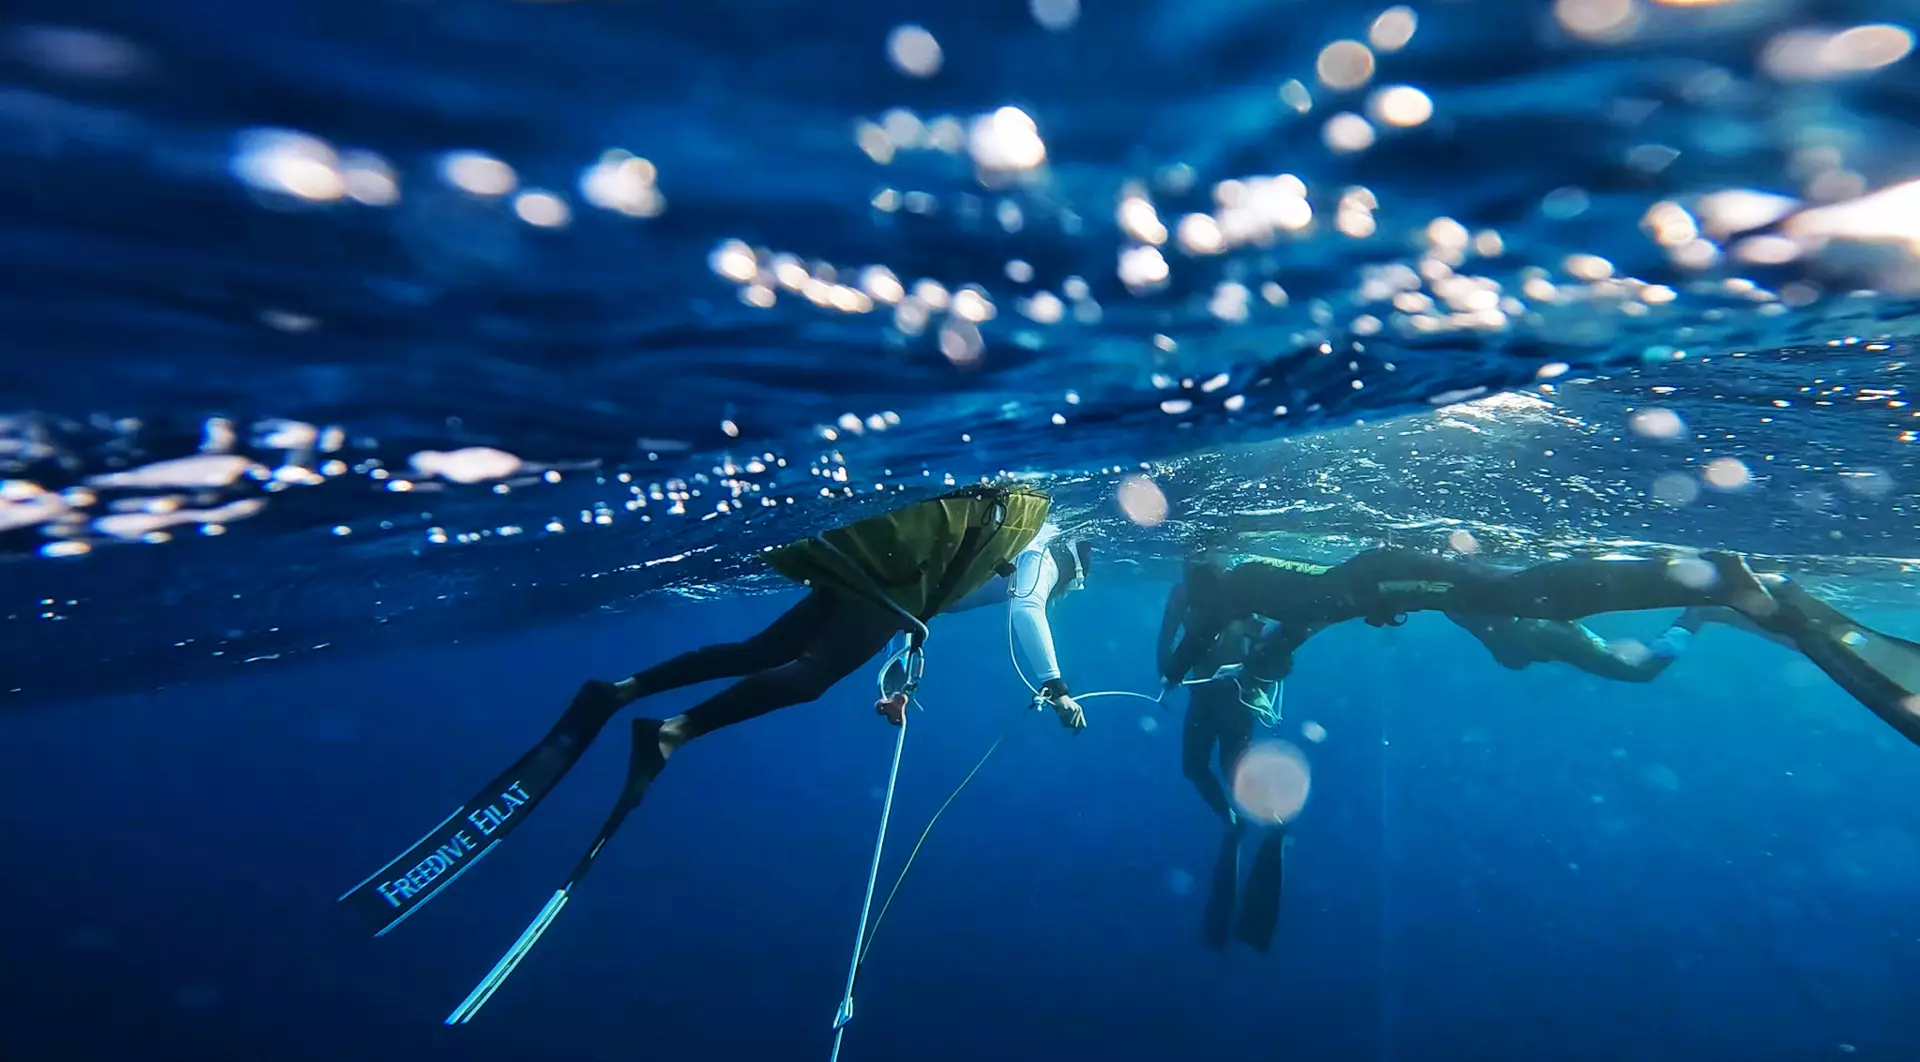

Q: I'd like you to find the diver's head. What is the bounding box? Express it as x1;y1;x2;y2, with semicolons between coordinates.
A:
1047;537;1092;599
1183;553;1227;595
1188;531;1234;566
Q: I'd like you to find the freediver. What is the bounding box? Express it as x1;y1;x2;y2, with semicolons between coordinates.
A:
1158;580;1288;953
1160;547;1920;748
341;484;1107;1021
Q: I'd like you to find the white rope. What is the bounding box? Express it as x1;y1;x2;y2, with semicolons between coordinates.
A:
1006;600;1162;709
1177;666;1282;725
857;701;1008;969
1076;689;1164;705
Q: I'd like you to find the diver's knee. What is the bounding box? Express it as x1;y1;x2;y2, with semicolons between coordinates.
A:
1180;752;1212;782
786;664;843;703
695;638;775;671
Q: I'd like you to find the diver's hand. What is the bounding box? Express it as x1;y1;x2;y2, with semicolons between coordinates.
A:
1040;679;1086;732
1051;693;1086;731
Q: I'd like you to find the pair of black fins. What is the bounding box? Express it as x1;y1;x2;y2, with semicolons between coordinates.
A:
1203;826;1286;953
336;679;665;1024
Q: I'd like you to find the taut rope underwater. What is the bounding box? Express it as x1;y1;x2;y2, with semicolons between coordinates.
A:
827;701;908;1062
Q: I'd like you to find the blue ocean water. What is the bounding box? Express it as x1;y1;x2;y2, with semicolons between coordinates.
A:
3;0;1920;1058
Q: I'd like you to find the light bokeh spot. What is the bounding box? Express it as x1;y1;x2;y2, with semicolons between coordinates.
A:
887;25;943;78
1117;474;1169;526
1232;741;1313;825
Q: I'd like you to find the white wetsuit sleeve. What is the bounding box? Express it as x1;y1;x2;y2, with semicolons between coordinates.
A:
1008;546;1063;685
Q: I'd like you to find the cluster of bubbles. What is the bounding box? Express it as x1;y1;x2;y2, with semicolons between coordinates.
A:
706;3;1918;428
231;131;665;227
4;410;824;557
706;233;1113;369
854;104;1049;183
4;416;355;556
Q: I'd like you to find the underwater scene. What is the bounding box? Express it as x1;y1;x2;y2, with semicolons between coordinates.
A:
3;0;1919;1059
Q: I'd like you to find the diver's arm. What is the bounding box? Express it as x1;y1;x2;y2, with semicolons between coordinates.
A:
1164;617;1227;688
1009;547;1065;687
1525;613;1701;684
1622;608;1716;678
1245;624;1308;685
1162;563;1256;687
1572;624;1674;683
1157;582;1189;679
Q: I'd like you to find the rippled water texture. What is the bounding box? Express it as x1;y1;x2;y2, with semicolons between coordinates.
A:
1;0;1916;702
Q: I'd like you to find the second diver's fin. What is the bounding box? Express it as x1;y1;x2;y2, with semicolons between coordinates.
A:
1202;826;1240;951
339;680;625;935
1767;581;1920;748
1234;832;1286;954
446;718;668;1026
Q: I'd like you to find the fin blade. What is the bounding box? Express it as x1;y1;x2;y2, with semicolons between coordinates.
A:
1234;833;1286;954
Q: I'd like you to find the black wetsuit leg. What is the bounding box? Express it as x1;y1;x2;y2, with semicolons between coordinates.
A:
675;591;904;740
1182;686;1239;824
1215;687;1280;953
1199;549;1756;643
626;590;837;697
1322;547;1750;623
1218;687;1256;775
1185;683;1242;950
338;589;897;933
1445;612;1537;671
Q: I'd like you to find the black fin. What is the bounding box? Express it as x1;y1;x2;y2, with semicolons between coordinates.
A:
340;680;623;934
1234;832;1286;954
561;718;667;888
442;718;669;1027
1202;827;1239;950
1770;582;1920;748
